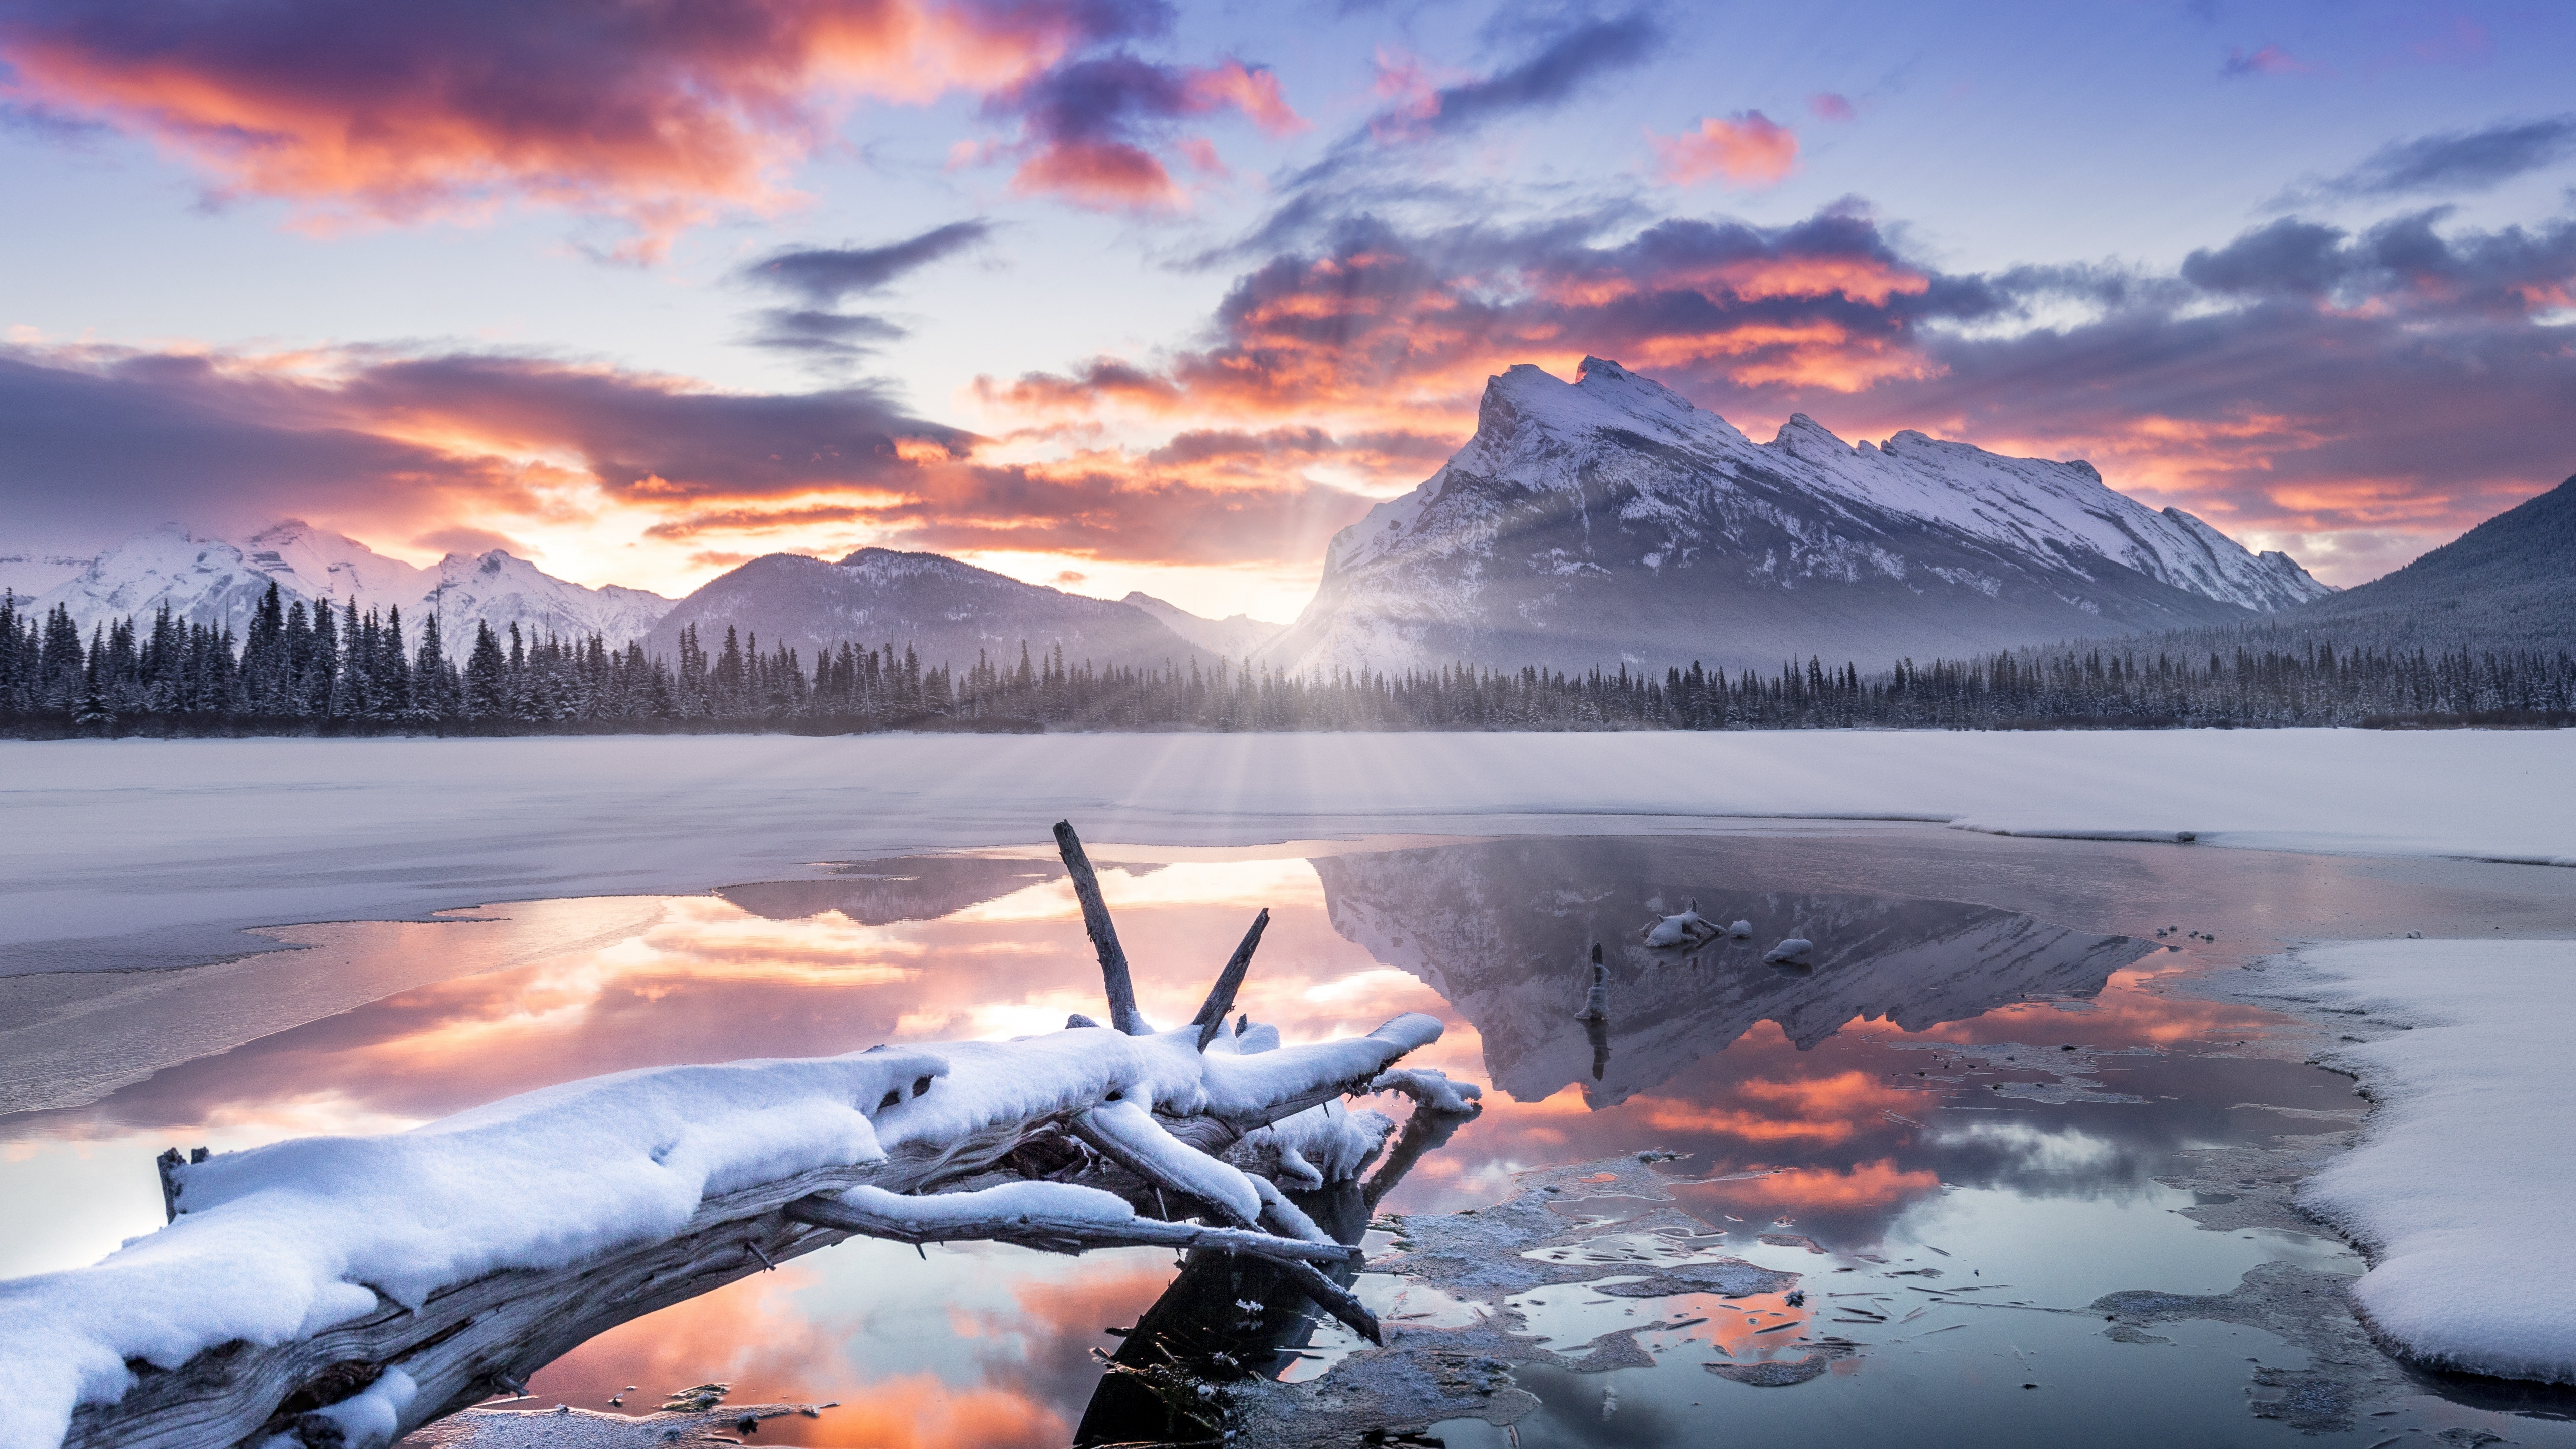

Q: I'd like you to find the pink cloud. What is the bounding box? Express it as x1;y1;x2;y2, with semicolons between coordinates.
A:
1648;111;1797;188
2221;44;2316;79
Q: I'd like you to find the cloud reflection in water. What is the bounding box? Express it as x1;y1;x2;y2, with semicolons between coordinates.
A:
0;836;2351;1432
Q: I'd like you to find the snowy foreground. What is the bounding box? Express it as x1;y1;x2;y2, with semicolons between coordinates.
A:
6;729;2573;972
2272;940;2576;1383
0;1010;1445;1448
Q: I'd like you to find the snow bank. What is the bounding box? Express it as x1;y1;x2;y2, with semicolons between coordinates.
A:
7;730;2573;973
2275;940;2576;1383
0;1015;1442;1448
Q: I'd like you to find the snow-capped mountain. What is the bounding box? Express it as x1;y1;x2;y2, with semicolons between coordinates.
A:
28;521;673;646
647;547;1214;670
1262;358;2332;675
416;549;674;649
1119;592;1282;660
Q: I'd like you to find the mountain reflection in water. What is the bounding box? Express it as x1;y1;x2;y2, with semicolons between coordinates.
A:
0;835;2362;1447
1314;838;2156;1107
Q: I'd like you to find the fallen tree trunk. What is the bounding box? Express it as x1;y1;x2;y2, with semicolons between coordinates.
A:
27;822;1461;1449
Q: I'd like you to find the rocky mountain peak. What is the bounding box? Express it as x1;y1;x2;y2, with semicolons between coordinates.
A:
1260;358;2333;676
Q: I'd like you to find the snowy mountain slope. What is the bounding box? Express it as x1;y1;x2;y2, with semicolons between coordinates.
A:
420;549;674;648
646;548;1214;671
27;521;673;646
236;519;432;611
2278;473;2576;651
25;526;289;639
0;550;100;601
1119;592;1282;660
1262;358;2330;674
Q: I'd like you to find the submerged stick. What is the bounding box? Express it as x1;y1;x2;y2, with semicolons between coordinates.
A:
1193;909;1270;1051
1054;820;1149;1035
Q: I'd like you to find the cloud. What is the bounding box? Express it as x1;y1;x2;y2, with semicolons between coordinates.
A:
0;0;1166;254
1649;112;1797;188
1410;11;1661;137
2220;43;2313;79
979;208;1965;448
980;200;2576;585
974;51;1305;209
0;339;1381;572
739;220;995;304
1807;92;1855;123
0;342;964;550
744;308;913;365
412;525;531;557
635;448;1377;567
2301;116;2576;201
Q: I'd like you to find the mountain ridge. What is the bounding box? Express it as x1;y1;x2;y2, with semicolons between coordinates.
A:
26;522;674;648
643;547;1216;672
1260;357;2331;675
2275;474;2576;650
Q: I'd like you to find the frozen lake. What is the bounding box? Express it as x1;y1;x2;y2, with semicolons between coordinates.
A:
7;827;2575;1447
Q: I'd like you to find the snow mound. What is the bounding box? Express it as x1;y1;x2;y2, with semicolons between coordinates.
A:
2277;940;2576;1383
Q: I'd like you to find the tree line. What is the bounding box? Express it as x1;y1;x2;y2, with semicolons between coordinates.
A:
4;584;2570;736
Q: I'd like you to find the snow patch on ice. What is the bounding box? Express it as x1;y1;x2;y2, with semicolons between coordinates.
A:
2274;939;2576;1384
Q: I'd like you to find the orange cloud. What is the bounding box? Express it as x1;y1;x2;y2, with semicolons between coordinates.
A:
975;54;1305;212
1185;60;1310;138
1012;139;1184;210
1679;1159;1943;1214
0;0;1151;254
1649;112;1798;188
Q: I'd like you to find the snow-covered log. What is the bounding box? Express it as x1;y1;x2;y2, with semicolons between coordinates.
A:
1367;1067;1484;1117
23;825;1452;1449
784;1183;1360;1265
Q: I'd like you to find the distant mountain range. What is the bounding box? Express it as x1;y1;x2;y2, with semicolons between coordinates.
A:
20;363;2564;676
1120;592;1281;660
644;548;1219;671
21;521;674;648
1258;358;2330;675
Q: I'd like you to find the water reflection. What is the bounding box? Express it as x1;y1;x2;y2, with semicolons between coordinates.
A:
0;833;2528;1446
1314;837;2156;1107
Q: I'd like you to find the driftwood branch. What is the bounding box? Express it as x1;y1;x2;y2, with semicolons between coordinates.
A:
783;1190;1360;1266
65;1017;1438;1449
54;823;1445;1449
1054;819;1149;1035
1192;910;1269;1051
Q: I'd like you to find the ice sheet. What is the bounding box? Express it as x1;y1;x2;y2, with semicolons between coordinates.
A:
7;731;2570;974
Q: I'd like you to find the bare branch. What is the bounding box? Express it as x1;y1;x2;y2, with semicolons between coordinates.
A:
1053;820;1149;1035
1193;909;1269;1051
784;1190;1359;1266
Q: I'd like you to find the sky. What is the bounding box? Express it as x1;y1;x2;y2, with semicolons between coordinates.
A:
3;0;2572;622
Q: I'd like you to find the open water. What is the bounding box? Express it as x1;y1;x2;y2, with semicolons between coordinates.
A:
6;827;2575;1447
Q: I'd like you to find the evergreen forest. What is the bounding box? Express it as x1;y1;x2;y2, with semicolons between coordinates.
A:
5;585;2572;736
